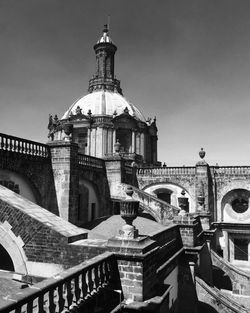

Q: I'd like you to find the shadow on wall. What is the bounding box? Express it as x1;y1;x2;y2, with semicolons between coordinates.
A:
0;169;38;203
0;244;14;271
0;168;59;216
198;301;219;313
212;266;232;291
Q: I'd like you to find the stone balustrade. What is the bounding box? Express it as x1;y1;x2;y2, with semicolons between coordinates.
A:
1;252;118;313
0;133;49;158
78;153;105;170
211;166;250;176
196;276;248;313
130;186;179;224
137;166;196;176
105;152;143;163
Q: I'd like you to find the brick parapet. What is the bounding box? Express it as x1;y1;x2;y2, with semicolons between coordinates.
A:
107;236;159;302
173;215;203;247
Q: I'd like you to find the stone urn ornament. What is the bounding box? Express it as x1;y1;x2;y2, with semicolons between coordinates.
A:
63;123;73;141
178;190;189;216
119;200;139;239
114;139;121;154
199;148;206;159
125;185;134;197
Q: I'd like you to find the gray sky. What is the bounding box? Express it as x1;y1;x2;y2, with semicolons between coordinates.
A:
1;0;250;165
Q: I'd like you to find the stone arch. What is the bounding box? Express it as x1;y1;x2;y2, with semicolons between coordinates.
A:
143;182;194;212
221;188;250;223
0;169;40;204
212;265;233;291
0;221;28;274
79;178;101;223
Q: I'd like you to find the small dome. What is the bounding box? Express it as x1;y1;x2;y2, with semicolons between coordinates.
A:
62;90;146;121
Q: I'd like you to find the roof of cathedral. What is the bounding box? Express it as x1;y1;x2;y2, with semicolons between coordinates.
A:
62;90;146;121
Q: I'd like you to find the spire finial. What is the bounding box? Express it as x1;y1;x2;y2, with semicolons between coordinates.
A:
108;15;111;32
103;24;108;34
199;147;206;159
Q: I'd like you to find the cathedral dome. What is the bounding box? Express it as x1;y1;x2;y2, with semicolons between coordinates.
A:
62;90;146;121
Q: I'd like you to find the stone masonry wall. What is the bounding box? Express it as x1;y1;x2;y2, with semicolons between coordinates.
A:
0;149;58;215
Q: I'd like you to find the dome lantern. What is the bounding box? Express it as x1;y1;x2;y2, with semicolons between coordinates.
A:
88;25;122;95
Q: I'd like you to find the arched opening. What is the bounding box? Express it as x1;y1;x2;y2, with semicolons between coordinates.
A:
154;188;173;204
79;179;101;223
212;266;232;291
116;129;131;153
0;244;14;271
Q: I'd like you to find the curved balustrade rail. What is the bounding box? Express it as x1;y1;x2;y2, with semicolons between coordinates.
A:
78;153;105;170
130;186;179;223
0;133;49;158
137;166;196;176
0;252;118;313
211;249;250;280
211;166;250;176
196;276;248;313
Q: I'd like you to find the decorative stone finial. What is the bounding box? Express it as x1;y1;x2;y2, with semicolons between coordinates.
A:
199;148;206;159
103;24;108;33
75;106;82;115
163;162;167;168
123;107;129;114
125;185;134;197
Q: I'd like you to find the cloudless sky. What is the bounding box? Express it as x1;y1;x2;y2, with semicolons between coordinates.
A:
1;0;250;165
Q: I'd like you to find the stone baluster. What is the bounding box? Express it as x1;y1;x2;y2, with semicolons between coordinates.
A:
38;294;45;313
57;283;65;312
87;268;94;296
73;274;81;305
81;269;88;299
43;291;50;313
94;265;100;292
99;261;105;287
65;279;74;310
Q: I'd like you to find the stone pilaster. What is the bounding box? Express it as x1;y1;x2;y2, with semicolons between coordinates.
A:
48;141;79;224
195;148;209;212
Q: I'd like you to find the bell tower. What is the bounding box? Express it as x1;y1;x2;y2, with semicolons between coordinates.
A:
88;25;123;95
